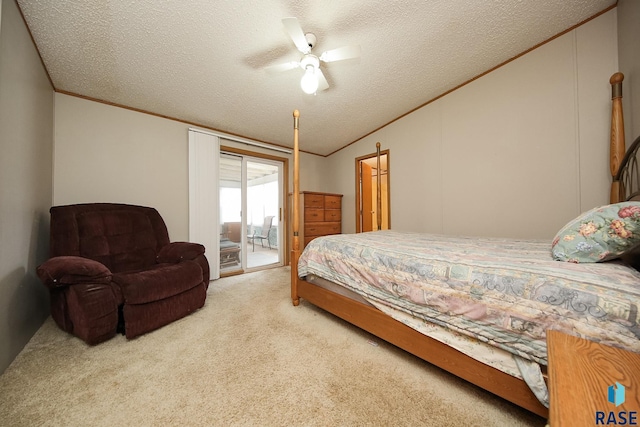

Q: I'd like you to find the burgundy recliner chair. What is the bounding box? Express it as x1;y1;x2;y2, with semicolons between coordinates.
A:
36;203;210;344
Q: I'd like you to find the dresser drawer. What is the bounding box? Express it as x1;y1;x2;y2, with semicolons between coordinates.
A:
324;210;341;221
304;222;341;237
324;195;342;209
304;209;324;222
304;194;324;208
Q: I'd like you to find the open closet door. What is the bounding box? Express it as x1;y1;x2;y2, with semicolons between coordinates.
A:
188;129;220;280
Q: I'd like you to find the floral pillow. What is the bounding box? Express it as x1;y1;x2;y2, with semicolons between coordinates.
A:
551;202;640;263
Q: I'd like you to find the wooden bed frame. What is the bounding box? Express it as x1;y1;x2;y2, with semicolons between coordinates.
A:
290;73;628;418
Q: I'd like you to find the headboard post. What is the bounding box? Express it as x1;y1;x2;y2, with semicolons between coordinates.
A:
610;72;626;203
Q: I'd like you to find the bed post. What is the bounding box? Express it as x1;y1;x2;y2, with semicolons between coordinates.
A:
610;72;625;203
291;110;301;306
376;142;382;230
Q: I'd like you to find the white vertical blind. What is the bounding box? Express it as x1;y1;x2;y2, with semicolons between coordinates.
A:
188;129;220;280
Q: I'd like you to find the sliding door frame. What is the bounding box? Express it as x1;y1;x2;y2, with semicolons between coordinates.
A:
220;145;290;269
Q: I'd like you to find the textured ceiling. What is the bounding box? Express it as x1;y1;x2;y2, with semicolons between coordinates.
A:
17;0;615;156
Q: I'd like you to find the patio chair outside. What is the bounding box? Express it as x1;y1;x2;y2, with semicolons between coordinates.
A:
249;215;274;252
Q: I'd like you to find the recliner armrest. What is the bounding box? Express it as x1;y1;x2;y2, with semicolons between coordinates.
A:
156;242;205;263
36;256;112;289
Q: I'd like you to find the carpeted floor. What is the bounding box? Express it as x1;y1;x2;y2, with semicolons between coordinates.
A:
0;267;546;426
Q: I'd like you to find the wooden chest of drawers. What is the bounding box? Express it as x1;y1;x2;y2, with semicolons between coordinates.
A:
299;191;342;248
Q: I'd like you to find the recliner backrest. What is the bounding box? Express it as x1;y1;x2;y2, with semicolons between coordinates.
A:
50;203;171;273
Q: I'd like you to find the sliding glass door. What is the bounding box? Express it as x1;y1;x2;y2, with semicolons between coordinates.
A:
219;152;283;274
246;159;280;269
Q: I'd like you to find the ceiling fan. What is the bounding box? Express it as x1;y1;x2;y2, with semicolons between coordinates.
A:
266;17;362;94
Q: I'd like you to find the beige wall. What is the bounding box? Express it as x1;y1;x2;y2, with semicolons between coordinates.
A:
326;9;618;239
54;94;326;241
0;0;54;374
54;94;193;239
618;0;640;140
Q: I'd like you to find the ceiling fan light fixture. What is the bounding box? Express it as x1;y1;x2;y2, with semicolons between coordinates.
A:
300;65;318;94
273;18;362;94
299;55;320;94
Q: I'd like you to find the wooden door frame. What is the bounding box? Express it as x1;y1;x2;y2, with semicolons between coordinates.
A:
355;149;390;233
361;161;373;232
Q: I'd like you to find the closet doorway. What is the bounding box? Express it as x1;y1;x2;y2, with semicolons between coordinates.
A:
219;147;286;275
356;150;390;232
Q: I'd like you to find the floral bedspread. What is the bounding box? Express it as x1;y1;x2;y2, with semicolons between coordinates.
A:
298;231;640;366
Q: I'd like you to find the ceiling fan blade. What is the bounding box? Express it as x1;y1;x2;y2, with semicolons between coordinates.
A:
264;61;300;73
317;68;329;91
282;17;311;54
319;45;362;63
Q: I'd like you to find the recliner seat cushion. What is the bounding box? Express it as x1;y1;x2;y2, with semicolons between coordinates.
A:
112;261;203;305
